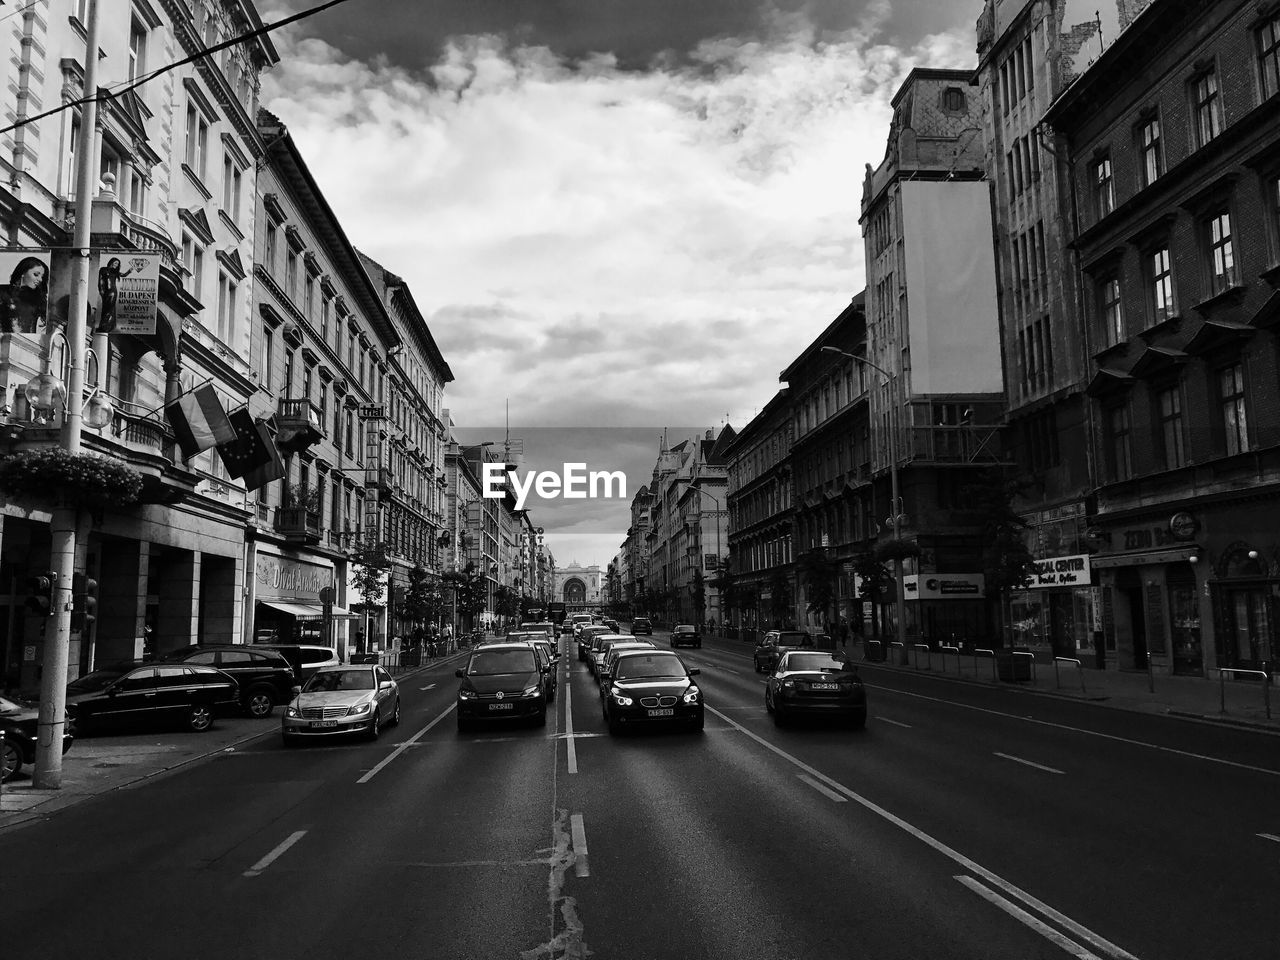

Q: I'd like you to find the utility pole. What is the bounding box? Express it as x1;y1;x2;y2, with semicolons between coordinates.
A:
34;0;100;789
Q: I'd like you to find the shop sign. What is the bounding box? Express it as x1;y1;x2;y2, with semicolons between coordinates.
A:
256;554;333;601
902;574;985;600
1115;518;1197;552
1168;512;1198;540
1029;554;1092;589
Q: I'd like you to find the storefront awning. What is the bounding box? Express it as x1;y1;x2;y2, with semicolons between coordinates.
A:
258;600;359;619
1091;546;1196;569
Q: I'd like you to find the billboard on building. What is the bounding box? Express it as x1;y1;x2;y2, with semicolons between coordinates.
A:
0;249;51;337
93;251;161;335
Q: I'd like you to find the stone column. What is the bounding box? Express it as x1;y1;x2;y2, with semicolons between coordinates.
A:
154;548;200;654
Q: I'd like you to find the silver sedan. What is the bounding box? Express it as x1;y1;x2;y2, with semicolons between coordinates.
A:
281;665;401;746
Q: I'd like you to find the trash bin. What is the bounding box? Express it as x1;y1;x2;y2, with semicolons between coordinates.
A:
996;648;1032;681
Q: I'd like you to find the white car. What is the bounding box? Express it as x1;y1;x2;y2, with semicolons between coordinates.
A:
281;664;401;746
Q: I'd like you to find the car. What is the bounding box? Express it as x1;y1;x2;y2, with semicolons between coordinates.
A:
521;622;557;643
670;624;701;649
455;643;548;731
602;618;620;633
586;631;622;675
505;631;544;643
158;644;298;718
764;650;866;728
601;649;703;734
254;644;340;683
527;638;558;702
752;630;814;673
64;662;239;734
1;694;73;782
590;634;641;678
568;614;594;638
595;641;657;694
281;664;401;745
630;617;652;635
576;625;611;662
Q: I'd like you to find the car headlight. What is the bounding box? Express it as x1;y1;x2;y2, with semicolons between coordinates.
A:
781;680;795;690
611;687;633;706
458;689;476;700
683;686;700;703
347;701;373;716
522;685;541;698
286;704;300;718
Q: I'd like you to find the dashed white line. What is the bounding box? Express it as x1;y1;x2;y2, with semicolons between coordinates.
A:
797;773;848;803
565;680;578;774
244;830;307;878
956;875;1104;959
356;702;455;784
420;683;436;690
994;752;1065;775
877;717;913;729
570;813;590;877
1258;832;1280;844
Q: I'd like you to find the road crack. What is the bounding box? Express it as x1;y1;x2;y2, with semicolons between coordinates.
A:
520;807;591;960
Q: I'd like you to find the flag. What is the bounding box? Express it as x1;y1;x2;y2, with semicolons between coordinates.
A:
216;408;285;491
165;384;234;458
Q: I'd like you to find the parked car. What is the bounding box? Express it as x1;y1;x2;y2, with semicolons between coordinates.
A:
765;650;866;728
601;649;703;734
282;664;401;746
159;645;299;718
630;617;653;635
1;694;73;782
670;624;701;649
65;662;239;734
255;644;340;683
455;643;548;731
752;630;814;673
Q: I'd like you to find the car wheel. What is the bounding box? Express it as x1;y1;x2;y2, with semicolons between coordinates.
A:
1;734;22;782
245;687;275;719
367;710;381;742
764;689;774;714
390;699;401;727
188;705;213;732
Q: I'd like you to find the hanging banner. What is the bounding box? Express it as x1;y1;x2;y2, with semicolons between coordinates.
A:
94;251;161;335
0;249;52;337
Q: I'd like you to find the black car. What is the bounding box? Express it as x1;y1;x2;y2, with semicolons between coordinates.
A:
630;617;652;635
602;649;703;735
765;650;866;728
65;662;239;734
753;630;813;673
670;624;701;649
159;645;298;718
455;644;548;731
1;694;74;782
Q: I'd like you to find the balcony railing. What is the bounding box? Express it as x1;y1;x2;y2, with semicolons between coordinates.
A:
905;425;1006;464
112;408;171;457
276;506;322;543
275;397;324;453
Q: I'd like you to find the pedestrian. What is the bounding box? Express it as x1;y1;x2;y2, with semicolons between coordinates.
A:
839;617;850;648
443;622;454;653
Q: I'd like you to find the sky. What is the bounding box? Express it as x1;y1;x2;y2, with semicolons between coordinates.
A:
256;0;979;569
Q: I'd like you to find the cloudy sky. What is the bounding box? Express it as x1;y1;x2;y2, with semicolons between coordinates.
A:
257;0;978;568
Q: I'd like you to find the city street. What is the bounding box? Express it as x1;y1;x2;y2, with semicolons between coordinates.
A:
3;629;1277;960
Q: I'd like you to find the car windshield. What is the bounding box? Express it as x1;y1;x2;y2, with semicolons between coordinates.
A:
303;669;374;692
675;625;695;632
633;619;650;625
66;669;126;693
469;649;537;675
785;654;850;673
614;654;687;680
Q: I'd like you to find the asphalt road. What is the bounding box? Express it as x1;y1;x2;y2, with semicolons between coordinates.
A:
2;629;1276;959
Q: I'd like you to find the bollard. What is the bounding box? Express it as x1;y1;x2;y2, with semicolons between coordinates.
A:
975;648;996;683
914;644;931;671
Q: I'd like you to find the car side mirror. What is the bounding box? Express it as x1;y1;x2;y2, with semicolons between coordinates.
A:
454;669;465;678
688;668;700;676
379;680;394;690
106;685;119;696
291;685;302;696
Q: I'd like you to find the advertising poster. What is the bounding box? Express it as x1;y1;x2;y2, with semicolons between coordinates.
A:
0;249;52;338
94;251;161;335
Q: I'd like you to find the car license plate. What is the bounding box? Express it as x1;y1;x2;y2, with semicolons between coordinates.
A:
489;703;514;711
309;720;338;728
647;708;674;717
811;683;839;691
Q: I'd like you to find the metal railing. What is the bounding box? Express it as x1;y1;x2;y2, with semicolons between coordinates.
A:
890;641;906;666
912;643;931;670
863;639;883;662
1216;667;1272;720
1012;650;1036;683
940;644;960;673
974;648;997;682
1053;657;1087;696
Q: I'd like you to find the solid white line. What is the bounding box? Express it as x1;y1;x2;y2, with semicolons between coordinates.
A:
420;683;436;690
955;875;1104;960
706;705;1141;960
864;682;1280;778
994;751;1065;775
797;773;848;803
570;813;590;877
244;830;307;878
565;680;578;775
877;717;913;729
356;702;455;784
1258;833;1280;844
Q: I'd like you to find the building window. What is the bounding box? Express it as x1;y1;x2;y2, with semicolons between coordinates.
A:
265;222;277;276
184;104;208;180
127;168;147;216
1156;385;1186;470
942;87;965;111
1148;245;1175;324
129;18;148;82
1219;363;1249;455
181;233;204;297
319;382;328;424
1100;275;1123;346
215;273;236;343
1138;117;1162;187
321;296;330;340
1205;209;1237;295
345;409;354;457
286;252;298;302
262;326;273;387
1192;69;1222;148
283;350;294;397
1259;14;1280;100
1107;403;1133;481
303;364;313;403
1093;155;1114;218
304;274;315;319
222;153;243;221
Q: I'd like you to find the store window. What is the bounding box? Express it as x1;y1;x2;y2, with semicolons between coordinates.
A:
1167;565;1202;675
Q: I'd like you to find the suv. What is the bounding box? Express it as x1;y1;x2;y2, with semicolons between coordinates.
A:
255;644;340;683
159;645;298;718
671;624;701;648
630;617;652;635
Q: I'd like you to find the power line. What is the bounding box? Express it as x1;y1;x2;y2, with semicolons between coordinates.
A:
0;0;361;137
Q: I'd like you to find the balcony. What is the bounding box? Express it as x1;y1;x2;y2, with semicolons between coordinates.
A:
905;425;1008;465
275;398;324;454
276;506;322;544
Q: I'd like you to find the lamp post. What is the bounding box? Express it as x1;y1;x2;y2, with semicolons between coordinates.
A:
820;346;908;661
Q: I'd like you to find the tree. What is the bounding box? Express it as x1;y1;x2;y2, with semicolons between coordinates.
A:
963;469;1036;646
690;570;706;628
403;564;445;634
350;543;390;652
709;558;737;625
444;561;487;627
495;584;520;620
850;551;891;641
797;548;840;632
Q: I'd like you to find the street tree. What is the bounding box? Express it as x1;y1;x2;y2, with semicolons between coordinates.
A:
963;468;1036;647
798;548;840;633
350;543;390;652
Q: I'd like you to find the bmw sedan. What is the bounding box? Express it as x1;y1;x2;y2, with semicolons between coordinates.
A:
764;650;866;728
281;665;401;746
670;624;701;649
602;649;703;735
455;644;548;731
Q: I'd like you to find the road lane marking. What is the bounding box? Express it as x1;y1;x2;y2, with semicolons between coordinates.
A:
1258;833;1280;844
244;830;307;878
956;875;1104;960
877;717;913;729
356;702;455;784
797;773;848;803
565;680;578;774
570;813;590;877
707;705;1140;960
865;683;1280;778
420;683;436;690
994;752;1065;775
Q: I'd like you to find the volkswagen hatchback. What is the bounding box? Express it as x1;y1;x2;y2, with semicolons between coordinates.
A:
455;643;547;731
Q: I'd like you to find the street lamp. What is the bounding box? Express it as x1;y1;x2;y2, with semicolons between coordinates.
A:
820;345;908;661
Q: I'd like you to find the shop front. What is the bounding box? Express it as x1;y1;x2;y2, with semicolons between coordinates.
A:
250;547;353;653
899;573;987;646
1008;554;1098;661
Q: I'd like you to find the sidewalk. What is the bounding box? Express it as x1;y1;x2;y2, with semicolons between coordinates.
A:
850;640;1279;733
0;650;465;832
